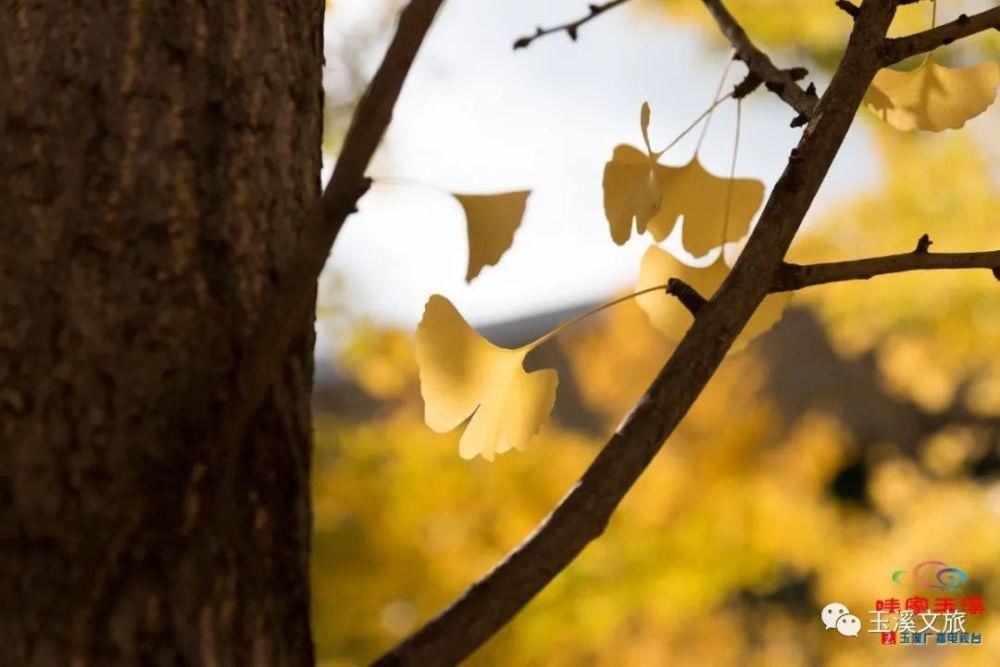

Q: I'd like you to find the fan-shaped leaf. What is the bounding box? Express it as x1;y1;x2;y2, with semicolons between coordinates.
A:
603;144;662;245
603;102;664;245
646;158;765;259
864;57;1000;132
454;190;531;282
415;295;557;461
602;104;764;256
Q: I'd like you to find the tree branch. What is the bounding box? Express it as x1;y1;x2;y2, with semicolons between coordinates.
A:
512;0;817;123
217;0;446;445
512;0;633;49
882;6;1000;65
773;244;1000;292
700;0;818;120
375;2;899;664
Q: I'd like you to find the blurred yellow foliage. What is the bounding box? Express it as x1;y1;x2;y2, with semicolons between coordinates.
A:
340;322;418;400
656;1;999;64
790;132;1000;411
317;219;1000;664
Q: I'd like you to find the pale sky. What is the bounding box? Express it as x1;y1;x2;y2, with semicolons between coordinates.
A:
320;0;881;334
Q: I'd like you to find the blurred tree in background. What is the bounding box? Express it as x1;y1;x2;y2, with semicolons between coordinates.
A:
315;1;1000;664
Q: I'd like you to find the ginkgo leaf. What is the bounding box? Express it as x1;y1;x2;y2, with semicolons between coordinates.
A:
635;245;789;350
645;158;765;259
603;144;662;245
415;294;558;461
863;56;1000;132
603;102;662;245
454;190;531;282
603;101;764;256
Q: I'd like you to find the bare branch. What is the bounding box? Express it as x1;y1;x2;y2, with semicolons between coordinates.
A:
700;0;818;120
772;244;1000;292
512;0;632;49
214;0;446;446
375;2;900;664
882;6;1000;65
513;0;818;122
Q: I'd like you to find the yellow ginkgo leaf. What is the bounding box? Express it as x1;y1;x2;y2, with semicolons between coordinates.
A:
864;56;1000;132
603;102;663;245
454;190;531;282
646;158;765;259
602;144;662;245
415;294;558;461
635;245;789;350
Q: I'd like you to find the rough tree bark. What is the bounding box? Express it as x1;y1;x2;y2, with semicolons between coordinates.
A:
1;1;324;663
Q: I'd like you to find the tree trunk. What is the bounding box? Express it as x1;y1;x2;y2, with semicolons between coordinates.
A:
0;2;324;663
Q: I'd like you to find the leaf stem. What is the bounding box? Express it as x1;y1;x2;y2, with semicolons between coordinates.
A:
721;98;743;250
695;51;736;155
653;94;733;158
530;282;672;348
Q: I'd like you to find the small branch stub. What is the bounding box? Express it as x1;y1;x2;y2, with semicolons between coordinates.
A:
914;233;933;254
666;278;708;316
836;1;860;19
732;71;764;100
732;67;813;129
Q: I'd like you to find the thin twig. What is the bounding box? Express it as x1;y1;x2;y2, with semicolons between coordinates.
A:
772;245;1000;292
512;0;632;49
882;6;1000;65
700;0;818;120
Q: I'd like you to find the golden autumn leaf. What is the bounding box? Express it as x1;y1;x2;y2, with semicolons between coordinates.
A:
603;103;764;256
603;144;663;244
453;190;531;282
646;157;765;259
863;56;1000;132
603;102;663;245
635;245;789;350
415;294;557;461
